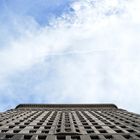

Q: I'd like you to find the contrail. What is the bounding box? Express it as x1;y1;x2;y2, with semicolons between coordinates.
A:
46;48;118;56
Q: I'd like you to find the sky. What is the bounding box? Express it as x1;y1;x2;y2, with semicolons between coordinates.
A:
0;0;140;113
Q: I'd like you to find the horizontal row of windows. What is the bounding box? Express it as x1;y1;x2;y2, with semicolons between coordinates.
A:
0;134;140;140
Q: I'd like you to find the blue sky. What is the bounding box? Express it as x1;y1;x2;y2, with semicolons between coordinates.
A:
0;0;74;25
0;0;140;113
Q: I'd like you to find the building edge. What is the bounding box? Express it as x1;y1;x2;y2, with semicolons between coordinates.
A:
15;103;118;109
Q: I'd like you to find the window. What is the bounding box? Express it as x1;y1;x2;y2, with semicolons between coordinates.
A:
24;135;32;140
71;135;80;140
104;135;113;139
90;135;99;140
57;135;65;140
38;135;47;140
5;134;14;139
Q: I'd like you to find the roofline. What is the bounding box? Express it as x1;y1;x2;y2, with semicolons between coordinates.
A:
15;104;118;109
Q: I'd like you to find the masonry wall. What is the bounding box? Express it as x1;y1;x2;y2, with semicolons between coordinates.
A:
0;104;140;140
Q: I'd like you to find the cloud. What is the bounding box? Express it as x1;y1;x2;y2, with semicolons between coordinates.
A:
0;0;140;113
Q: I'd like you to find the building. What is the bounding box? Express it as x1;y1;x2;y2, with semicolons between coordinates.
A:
0;104;140;140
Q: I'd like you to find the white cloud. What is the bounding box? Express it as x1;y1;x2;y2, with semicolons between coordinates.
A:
0;0;140;113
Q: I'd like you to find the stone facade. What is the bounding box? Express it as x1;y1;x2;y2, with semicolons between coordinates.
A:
0;104;140;140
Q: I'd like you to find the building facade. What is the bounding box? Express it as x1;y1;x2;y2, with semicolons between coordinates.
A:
0;104;140;140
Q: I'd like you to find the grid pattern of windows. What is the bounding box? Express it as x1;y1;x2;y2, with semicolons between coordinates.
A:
0;104;140;140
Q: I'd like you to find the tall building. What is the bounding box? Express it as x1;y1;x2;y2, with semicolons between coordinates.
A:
0;104;140;140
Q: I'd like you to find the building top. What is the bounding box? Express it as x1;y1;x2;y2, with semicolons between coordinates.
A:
15;103;117;109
